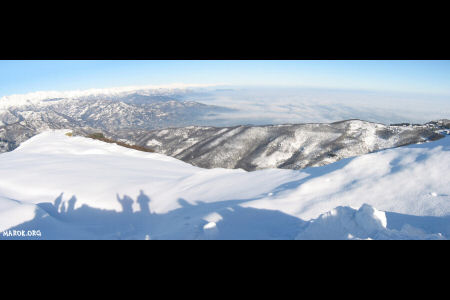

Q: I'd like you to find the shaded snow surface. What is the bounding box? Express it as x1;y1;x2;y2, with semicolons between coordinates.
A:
0;130;449;240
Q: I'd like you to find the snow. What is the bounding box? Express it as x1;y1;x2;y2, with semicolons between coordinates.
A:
296;204;444;240
0;196;38;232
146;139;162;147
0;130;449;240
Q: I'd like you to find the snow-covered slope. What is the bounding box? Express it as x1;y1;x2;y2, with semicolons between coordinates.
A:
0;130;449;240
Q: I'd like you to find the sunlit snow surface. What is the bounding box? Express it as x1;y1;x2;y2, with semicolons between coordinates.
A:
0;130;449;240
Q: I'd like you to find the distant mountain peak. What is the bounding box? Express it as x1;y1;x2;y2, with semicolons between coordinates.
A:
0;83;217;110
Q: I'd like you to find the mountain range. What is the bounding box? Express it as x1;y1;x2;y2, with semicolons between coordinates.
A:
1;87;449;171
1;86;450;240
109;119;448;171
0;89;234;152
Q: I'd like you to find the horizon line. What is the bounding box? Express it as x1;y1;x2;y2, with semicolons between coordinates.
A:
2;82;450;103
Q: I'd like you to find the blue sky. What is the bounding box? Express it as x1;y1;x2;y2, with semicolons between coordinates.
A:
1;60;450;97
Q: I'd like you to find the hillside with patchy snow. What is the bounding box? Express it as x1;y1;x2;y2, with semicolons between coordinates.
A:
0;130;449;240
123;119;445;171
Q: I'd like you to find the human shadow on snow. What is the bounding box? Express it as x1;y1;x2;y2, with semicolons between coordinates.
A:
6;190;450;240
5;190;306;240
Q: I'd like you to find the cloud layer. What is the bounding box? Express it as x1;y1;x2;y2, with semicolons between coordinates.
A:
190;87;450;125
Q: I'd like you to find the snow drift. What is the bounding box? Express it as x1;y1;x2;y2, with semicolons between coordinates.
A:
0;130;449;240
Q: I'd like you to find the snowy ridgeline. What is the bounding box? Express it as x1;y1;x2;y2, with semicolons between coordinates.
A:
0;84;215;109
133;120;445;171
0;130;449;240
